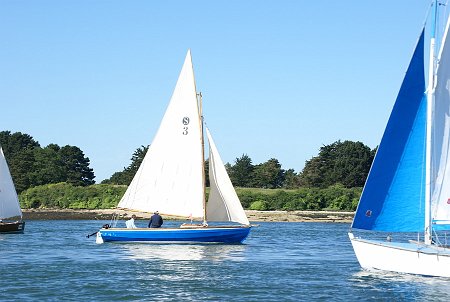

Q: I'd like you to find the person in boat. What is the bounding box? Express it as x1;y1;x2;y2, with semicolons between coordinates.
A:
125;214;137;229
148;211;163;228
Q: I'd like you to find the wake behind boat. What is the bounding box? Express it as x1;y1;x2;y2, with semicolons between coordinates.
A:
95;50;251;244
0;147;25;234
349;1;450;277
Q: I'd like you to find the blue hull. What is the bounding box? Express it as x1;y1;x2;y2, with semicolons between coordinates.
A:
99;226;251;243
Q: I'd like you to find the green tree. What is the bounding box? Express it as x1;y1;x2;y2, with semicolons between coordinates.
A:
252;158;285;189
103;146;148;185
9;149;36;193
30;144;65;186
300;140;374;188
332;141;373;187
0;131;40;158
59;145;95;186
0;131;40;192
1;131;96;190
229;154;254;187
283;169;300;189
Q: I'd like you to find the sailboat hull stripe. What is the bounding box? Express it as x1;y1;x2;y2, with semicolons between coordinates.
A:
99;226;251;243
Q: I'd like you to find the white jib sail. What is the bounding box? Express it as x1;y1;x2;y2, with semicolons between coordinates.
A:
0;147;22;220
431;15;450;225
206;128;250;225
118;50;204;218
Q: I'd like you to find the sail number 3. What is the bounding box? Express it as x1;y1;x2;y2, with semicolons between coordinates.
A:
182;117;190;135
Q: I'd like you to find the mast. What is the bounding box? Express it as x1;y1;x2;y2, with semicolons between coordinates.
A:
198;92;208;224
425;0;438;245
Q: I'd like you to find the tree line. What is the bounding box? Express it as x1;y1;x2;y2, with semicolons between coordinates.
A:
2;130;377;211
0;131;95;193
103;140;375;190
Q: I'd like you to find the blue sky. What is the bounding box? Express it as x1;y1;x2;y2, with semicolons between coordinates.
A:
0;1;435;182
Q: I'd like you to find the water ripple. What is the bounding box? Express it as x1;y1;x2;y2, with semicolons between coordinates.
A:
1;220;449;301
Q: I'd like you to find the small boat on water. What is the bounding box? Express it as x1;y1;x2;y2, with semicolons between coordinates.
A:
96;50;251;244
0;147;25;234
349;1;450;277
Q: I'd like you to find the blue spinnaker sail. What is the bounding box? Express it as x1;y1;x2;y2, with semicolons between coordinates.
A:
352;30;426;232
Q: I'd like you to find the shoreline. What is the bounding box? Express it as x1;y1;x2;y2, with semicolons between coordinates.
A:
22;209;354;223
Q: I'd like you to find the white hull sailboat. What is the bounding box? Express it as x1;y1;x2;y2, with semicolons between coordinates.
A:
349;1;450;277
96;50;251;244
349;234;450;277
0;147;25;234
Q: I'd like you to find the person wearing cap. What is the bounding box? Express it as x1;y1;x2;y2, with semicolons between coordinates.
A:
125;214;137;228
148;211;163;228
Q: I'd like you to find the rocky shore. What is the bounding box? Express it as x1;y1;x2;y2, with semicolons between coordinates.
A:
22;209;354;223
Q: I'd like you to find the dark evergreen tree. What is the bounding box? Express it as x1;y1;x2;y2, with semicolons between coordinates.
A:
31;144;65;186
59;145;95;186
9;149;36;193
299;140;374;188
229;154;254;187
252;158;285;189
0;131;40;192
0;131;40;158
283;169;301;189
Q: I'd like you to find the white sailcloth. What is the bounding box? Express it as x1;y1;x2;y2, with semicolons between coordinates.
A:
206;128;250;225
431;15;450;226
0;147;22;220
117;50;204;218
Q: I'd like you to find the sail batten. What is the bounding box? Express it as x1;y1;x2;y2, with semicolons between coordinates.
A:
352;30;427;232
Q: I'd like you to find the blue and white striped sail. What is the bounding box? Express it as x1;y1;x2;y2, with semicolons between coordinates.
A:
352;30;427;232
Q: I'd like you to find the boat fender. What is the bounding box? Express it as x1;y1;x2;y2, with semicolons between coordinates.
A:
96;232;104;244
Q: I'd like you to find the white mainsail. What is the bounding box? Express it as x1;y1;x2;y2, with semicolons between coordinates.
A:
0;147;22;220
206;128;250;225
117;50;204;218
431;14;450;226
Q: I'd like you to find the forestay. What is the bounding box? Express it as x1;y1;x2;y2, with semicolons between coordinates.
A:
206;128;250;225
0;147;22;220
117;50;204;219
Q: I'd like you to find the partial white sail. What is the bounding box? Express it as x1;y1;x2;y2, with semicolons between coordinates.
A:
431;15;450;227
118;50;204;218
206;128;249;225
0;147;22;220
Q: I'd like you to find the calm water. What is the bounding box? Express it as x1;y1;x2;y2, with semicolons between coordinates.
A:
1;220;450;301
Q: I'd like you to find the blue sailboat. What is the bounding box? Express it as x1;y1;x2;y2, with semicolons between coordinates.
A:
349;1;450;277
96;50;251;244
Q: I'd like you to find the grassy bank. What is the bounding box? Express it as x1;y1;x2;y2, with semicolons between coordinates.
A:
19;182;361;212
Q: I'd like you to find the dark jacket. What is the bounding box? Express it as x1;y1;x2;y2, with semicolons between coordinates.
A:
148;213;163;228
